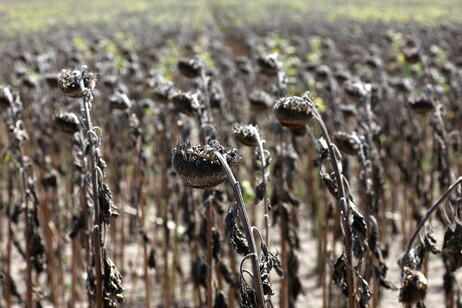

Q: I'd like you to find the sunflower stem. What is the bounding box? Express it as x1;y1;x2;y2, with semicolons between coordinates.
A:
405;176;462;256
214;151;265;308
306;95;357;308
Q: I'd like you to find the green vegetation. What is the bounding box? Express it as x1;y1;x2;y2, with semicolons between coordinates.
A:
1;0;461;38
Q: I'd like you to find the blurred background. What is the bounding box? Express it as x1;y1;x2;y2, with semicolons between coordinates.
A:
1;0;462;39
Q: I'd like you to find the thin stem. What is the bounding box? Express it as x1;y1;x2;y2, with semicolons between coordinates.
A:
307;99;357;308
255;133;269;246
206;201;213;308
6;166;13;308
214;152;265;308
78;74;103;308
18;148;32;308
196;85;216;307
200;70;214;125
405;176;462;256
135;133;151;308
92;225;103;308
41;185;60;307
278;127;289;308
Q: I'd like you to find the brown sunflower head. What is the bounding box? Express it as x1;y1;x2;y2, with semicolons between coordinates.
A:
389;77;412;94
0;85;14;109
43;73;59;88
171;92;199;117
58;67;97;98
42;169;59;189
403;47;421;64
399;268;428;304
53;112;80;134
209;81;224;109
257;54;279;76
177;57;203;79
315;65;330;80
344;81;367;100
249;89;273;111
149;75;176;103
274;96;313;128
235;56;253;75
109;92;132;110
233;124;260;147
334;70;351;84
333;131;359;156
409;95;434;114
172;140;240;189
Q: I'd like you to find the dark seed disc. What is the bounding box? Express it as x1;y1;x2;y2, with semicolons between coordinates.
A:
249;90;273;111
171;92;199;117
233;124;259;147
399;269;428;304
274;96;312;128
172;141;240;189
0;85;14;109
58;68;97;98
53;112;80;134
333;131;359;156
177;58;202;79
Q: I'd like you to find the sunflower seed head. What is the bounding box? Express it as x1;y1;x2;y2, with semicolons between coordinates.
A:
333;131;359;156
109;92;132;110
399;269;428;304
233;124;260;147
171;92;199;117
257;53;280;76
248;89;273;111
274;96;313;128
58;67;97;98
53;112;80;134
0;85;14;109
177;57;202;79
172;140;240;189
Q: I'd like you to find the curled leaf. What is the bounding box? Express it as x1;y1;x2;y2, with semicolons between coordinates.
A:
225;204;250;256
442;223;462;271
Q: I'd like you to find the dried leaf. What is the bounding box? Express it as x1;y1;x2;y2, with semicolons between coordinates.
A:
332;253;348;296
225;204;250;256
214;289;229;308
351;207;369;259
442;223;462;271
358;276;372;308
254;181;266;203
99;183;119;225
148;249;156;269
69;213;85;239
239;278;257;308
103;252;124;307
192;257;207;287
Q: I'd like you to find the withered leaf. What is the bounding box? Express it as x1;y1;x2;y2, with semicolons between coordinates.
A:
99;183;119;225
192;257;207;287
103;252;124;307
332;253;348;296
442;223;462;272
225;204;250;256
358;276;372;308
351;207;369;259
148;248;156;269
69;213;85;239
239;278;257;308
254;181;266;203
214;289;229;308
